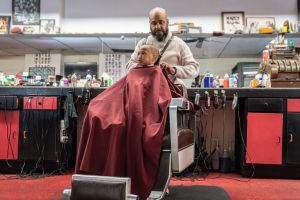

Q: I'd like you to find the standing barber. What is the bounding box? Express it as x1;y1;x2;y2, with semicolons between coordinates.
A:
126;7;200;87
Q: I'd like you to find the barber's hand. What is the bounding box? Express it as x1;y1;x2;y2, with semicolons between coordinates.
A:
160;62;176;75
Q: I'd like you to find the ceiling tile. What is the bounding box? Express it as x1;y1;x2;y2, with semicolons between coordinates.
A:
0;36;29;49
220;37;273;58
101;37;136;51
0;49;14;56
14;37;68;50
4;48;40;55
53;37;102;49
193;37;230;59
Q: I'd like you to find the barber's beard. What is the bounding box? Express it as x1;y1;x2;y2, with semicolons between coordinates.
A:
151;28;169;42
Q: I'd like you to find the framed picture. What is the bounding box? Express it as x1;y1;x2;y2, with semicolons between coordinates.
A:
40;19;55;34
23;26;35;34
221;12;245;34
0;16;11;34
12;0;40;25
246;17;275;33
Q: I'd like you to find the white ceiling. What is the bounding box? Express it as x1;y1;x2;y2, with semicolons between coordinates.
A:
0;33;299;58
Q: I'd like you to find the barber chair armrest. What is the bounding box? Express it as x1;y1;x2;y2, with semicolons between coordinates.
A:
169;98;191;111
168;98;195;173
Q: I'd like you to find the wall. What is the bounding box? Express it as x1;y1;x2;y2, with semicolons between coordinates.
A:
63;0;298;33
0;0;297;77
1;0;297;33
0;56;24;75
1;0;62;33
24;53;62;75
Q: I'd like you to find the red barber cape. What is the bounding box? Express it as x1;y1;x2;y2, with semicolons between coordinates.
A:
75;66;182;200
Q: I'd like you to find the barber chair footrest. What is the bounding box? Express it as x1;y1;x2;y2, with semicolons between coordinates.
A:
149;151;171;199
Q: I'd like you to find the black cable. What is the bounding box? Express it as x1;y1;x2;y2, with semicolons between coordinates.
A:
4;97;15;168
236;98;255;181
201;97;255;182
208;109;215;158
223;103;226;152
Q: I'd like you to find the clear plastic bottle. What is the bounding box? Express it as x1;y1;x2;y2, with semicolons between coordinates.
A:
233;74;238;88
209;73;214;88
266;74;271;88
262;73;269;88
86;70;92;81
229;75;235;88
108;77;113;86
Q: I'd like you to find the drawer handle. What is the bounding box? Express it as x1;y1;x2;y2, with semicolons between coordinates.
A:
289;133;294;143
277;136;281;143
264;102;269;107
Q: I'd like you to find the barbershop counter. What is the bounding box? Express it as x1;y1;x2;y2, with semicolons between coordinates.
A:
1;86;300;98
1;86;300;178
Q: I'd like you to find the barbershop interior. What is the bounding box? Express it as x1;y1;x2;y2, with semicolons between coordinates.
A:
1;0;300;200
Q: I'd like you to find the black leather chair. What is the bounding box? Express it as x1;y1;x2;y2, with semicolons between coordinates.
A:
62;174;138;200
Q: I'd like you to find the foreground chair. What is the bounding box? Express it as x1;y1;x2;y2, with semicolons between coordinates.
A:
62;174;138;200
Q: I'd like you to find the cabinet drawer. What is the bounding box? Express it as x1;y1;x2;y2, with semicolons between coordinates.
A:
287;99;300;112
23;96;57;110
247;98;283;113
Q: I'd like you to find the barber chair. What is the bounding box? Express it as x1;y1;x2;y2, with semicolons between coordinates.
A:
149;97;195;199
62;98;194;200
62;174;138;200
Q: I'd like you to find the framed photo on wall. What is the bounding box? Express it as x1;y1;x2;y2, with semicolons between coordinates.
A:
221;12;245;34
246;17;275;33
12;0;40;25
0;16;11;34
23;26;35;34
40;19;55;34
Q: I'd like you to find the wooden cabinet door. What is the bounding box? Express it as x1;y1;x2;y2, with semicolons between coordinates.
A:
246;113;283;164
0;111;19;160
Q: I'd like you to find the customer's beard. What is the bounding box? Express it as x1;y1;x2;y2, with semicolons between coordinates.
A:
151;28;169;42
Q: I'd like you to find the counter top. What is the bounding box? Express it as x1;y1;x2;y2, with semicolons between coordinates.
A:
187;88;300;98
0;86;300;98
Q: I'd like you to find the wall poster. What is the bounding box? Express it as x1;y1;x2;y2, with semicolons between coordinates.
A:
0;16;11;34
12;0;40;25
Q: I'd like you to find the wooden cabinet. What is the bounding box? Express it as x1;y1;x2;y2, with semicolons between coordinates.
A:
245;98;283;165
246;113;283;164
286;99;300;164
19;96;60;161
238;97;300;178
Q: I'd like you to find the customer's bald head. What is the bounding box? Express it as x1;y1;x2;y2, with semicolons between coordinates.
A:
137;45;159;66
141;45;159;60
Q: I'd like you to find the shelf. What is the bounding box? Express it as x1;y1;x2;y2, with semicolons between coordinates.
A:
0;33;300;58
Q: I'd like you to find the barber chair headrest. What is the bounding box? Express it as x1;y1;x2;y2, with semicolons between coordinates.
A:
70;174;132;200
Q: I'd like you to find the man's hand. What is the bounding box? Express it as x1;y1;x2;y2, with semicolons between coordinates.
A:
160;62;176;75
